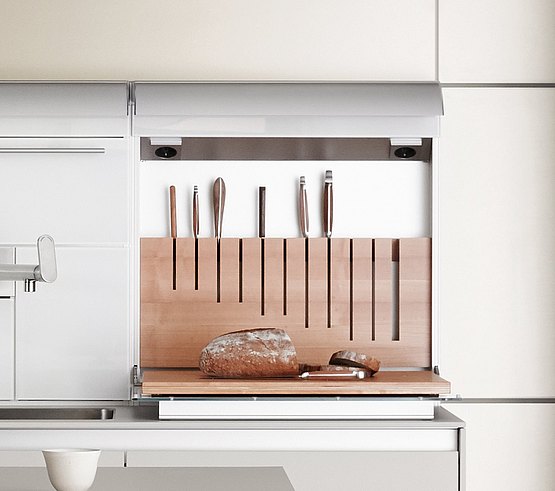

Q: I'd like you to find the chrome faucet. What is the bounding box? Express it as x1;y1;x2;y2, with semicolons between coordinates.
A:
0;235;57;292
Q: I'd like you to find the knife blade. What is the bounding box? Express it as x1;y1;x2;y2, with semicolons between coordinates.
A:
213;177;226;240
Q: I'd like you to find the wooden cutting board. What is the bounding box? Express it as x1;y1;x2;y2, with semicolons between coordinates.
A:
141;369;450;396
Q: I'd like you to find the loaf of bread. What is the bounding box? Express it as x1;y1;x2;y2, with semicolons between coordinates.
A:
329;350;381;375
199;328;299;378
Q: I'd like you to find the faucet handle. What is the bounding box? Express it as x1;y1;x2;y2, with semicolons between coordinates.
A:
35;235;57;283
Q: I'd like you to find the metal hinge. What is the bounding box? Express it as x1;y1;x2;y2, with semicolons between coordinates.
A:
433;365;440;376
127;82;136;116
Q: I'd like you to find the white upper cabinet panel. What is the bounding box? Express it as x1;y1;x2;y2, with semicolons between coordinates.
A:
445;404;555;491
0;138;129;245
0;299;14;400
133;83;443;137
1;1;435;81
0;83;128;137
15;247;129;400
439;88;555;397
439;0;555;83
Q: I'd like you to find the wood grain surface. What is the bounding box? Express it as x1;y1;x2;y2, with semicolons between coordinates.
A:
142;369;450;396
141;237;432;369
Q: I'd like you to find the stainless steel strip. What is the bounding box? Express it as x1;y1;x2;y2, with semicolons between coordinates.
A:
0;147;106;153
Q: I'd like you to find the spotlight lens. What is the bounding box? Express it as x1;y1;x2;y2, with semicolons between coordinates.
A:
394;147;417;159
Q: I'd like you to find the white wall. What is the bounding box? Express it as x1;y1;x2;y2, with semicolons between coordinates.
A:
2;1;555;489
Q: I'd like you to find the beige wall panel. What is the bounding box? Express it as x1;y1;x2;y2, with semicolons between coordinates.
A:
439;88;555;397
0;0;435;81
446;404;555;491
439;0;555;83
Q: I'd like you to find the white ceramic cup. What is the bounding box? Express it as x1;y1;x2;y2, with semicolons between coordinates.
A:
42;449;101;491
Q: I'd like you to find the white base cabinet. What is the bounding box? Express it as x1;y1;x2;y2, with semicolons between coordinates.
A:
126;450;459;491
0;299;14;400
15;247;129;400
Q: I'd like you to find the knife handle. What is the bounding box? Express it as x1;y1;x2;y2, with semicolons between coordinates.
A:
258;186;266;238
192;185;199;238
169;185;177;239
299;177;309;238
323;171;333;238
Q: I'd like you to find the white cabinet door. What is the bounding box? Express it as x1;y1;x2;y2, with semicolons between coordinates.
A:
0;138;129;245
439;88;555;398
15;247;129;400
439;0;555;83
445;403;555;491
0;299;14;400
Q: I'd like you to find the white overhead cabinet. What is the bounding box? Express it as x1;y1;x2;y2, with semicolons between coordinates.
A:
0;83;131;400
15;247;129;400
439;88;555;398
439;0;555;83
445;404;555;491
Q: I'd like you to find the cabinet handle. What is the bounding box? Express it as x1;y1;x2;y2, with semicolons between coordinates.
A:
0;147;106;154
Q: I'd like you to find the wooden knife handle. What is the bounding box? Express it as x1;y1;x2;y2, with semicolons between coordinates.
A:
169;185;177;238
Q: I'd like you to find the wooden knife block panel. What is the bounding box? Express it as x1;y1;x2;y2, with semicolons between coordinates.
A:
140;237;431;368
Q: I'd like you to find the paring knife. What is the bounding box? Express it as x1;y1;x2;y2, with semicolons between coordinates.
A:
323;170;333;238
299;370;369;380
299;176;309;238
192;185;199;239
213;178;226;240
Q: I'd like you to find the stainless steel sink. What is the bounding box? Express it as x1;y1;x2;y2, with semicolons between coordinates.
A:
0;408;114;420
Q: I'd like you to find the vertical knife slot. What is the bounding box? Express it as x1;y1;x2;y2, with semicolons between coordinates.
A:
194;238;199;290
239;239;243;303
392;239;400;341
304;238;309;328
172;239;177;291
327;238;332;328
349;239;354;341
283;239;287;316
216;240;221;303
371;239;375;341
260;238;265;316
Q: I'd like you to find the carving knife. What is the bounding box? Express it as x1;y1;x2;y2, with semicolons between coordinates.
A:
193;185;199;290
169;185;177;290
213;177;226;303
323;171;333;327
299;176;309;238
213;177;226;241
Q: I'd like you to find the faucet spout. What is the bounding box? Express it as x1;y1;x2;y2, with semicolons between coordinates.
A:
0;235;57;291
